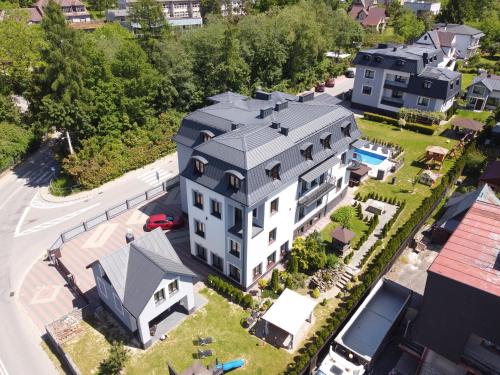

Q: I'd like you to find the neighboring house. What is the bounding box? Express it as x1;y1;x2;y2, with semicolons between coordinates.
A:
415;29;458;70
351;44;461;115
432;23;484;60
404;0;441;16
415;199;500;374
107;0;244;28
349;1;387;33
174;90;362;290
419;170;439;186
25;0;91;24
465;73;500;111
88;228;196;348
431;184;499;244
479;160;500;193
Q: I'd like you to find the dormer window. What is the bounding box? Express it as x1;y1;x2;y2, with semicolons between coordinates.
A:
200;130;214;143
363;54;371;61
265;161;281;180
226;170;244;190
320;133;332;149
375;56;383;63
396;59;405;66
341;122;351;137
192;155;208;175
300;142;313;161
423;81;432;89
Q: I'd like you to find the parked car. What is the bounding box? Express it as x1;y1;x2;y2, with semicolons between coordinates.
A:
145;213;184;231
325;78;335;87
345;68;355;78
315;83;326;92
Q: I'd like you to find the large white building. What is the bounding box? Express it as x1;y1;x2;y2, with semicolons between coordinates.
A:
174;91;362;289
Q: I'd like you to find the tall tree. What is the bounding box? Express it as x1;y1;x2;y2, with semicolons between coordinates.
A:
438;0;474;23
128;0;167;58
393;8;425;43
200;0;221;20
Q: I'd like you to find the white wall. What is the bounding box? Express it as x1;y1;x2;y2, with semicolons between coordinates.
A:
137;274;194;345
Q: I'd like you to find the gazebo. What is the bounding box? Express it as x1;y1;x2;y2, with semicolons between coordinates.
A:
451;117;484;136
331;227;356;256
261;289;317;350
425;146;448;162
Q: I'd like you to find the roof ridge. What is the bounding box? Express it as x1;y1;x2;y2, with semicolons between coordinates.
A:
129;243;169;272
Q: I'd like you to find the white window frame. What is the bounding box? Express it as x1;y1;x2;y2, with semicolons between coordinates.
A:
362;85;372;95
364;69;375;79
417;96;430;107
168;279;179;296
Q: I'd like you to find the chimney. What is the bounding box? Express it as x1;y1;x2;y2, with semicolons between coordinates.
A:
271;121;281;129
231;122;239;130
255;90;272;101
299;92;314;103
280;126;289;136
259;107;273;119
423;52;428;59
274;101;288;111
392;47;397;52
125;229;134;244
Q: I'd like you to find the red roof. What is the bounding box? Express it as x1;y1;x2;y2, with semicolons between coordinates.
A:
480;161;500;185
362;7;386;27
349;5;365;19
429;201;500;297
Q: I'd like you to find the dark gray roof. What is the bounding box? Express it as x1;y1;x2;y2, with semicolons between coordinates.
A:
435;184;500;231
301;155;340;183
469;74;500;92
176;92;361;207
420;66;461;81
99;228;195;317
433;23;485;36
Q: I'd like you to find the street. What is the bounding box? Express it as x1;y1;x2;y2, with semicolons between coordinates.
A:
0;142;179;375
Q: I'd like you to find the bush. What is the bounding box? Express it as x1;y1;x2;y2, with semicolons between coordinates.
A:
291;232;327;274
364;112;436;135
98;341;129;375
0;122;36;172
326;253;339;269
288;255;299;274
311;288;321;299
284;272;307;290
330;206;356;229
270;269;280;292
207;274;254;308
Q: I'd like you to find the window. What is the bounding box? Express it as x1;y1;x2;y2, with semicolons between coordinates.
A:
268;228;277;244
228;174;240;189
321;134;331;149
449;82;454;89
341;152;347;165
363;54;371;61
319;173;325;185
316;198;322;207
211;253;223;271
417;96;429;107
194;220;205;238
336;177;343;190
196;243;207;260
362;85;372;95
267;252;276;268
280;241;289;258
270;198;279;215
456;79;460;86
194;159;205;174
229;239;240;258
253;263;262;279
396;59;405;66
201;132;212;143
211;199;221;218
303;145;313;161
374;56;383;63
234;207;242;226
168;280;179;296
472;85;485;95
423;81;432;89
193;191;204;209
364;69;375;79
229;264;241;282
311;178;318;188
342;124;351;137
252;208;257;218
154;288;166;304
269;164;280;180
301;181;308;194
395;75;407;83
392;90;403;99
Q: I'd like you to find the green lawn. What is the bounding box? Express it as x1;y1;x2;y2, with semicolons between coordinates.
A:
461;73;475;91
320;210;368;247
454;109;492;123
355;119;459;232
63;289;293;375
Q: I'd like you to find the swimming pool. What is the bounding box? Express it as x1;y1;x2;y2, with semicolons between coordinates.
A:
353;148;387;166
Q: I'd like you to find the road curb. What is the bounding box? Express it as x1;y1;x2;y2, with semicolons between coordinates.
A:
39;187;93;203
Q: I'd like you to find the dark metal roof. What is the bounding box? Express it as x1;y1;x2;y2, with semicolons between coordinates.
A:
98;228;196;317
300;156;340;183
433;23;485;36
192;155;208;164
479;161;500;184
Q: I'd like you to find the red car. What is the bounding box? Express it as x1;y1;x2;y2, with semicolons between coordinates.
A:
145;214;184;231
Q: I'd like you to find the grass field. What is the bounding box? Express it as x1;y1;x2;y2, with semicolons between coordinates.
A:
461;73;475;91
320;208;368;247
454;109;492;123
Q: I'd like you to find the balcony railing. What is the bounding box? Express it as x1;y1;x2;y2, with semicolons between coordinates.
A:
298;182;336;207
381;96;404;108
384;79;408;88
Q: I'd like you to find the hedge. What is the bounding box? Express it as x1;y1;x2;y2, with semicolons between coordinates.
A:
363;112;436;135
207;274;254;309
284;144;471;375
0;122;37;172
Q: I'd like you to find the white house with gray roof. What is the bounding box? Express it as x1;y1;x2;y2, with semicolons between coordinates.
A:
465;73;500;112
88;228;196;348
174;91;362;290
351;44;461;115
432;24;484;60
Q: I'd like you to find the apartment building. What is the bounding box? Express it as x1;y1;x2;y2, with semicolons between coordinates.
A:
404;0;441;16
174;91;361;289
351;44;461;115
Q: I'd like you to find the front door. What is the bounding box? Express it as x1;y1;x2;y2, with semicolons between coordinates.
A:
474;98;484;111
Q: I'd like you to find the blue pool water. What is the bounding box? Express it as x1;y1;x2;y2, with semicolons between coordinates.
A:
353;148;387;166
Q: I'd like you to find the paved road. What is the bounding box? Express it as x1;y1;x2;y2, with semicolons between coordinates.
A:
0;142;179;375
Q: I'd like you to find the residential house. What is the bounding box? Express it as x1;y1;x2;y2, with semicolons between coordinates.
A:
465;73;500;111
174;90;362;290
404;0;441;16
351;44;461;115
88;228;197;348
479;161;500;193
415;29;458;70
415;199;500;374
349;1;387;33
432;23;484;60
26;0;91;24
431;184;499;244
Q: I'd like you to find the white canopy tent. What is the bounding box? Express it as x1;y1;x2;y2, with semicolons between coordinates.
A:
261;289;317;349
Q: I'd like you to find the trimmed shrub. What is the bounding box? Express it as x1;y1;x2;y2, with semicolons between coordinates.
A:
311;288;321;299
207;274;254;309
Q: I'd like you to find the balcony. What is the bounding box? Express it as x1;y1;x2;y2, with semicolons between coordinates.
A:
298;181;336;207
384;79;408;89
252;224;264;238
228;224;243;238
381;96;404;108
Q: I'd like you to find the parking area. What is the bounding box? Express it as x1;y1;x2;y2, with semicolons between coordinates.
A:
19;186;210;333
